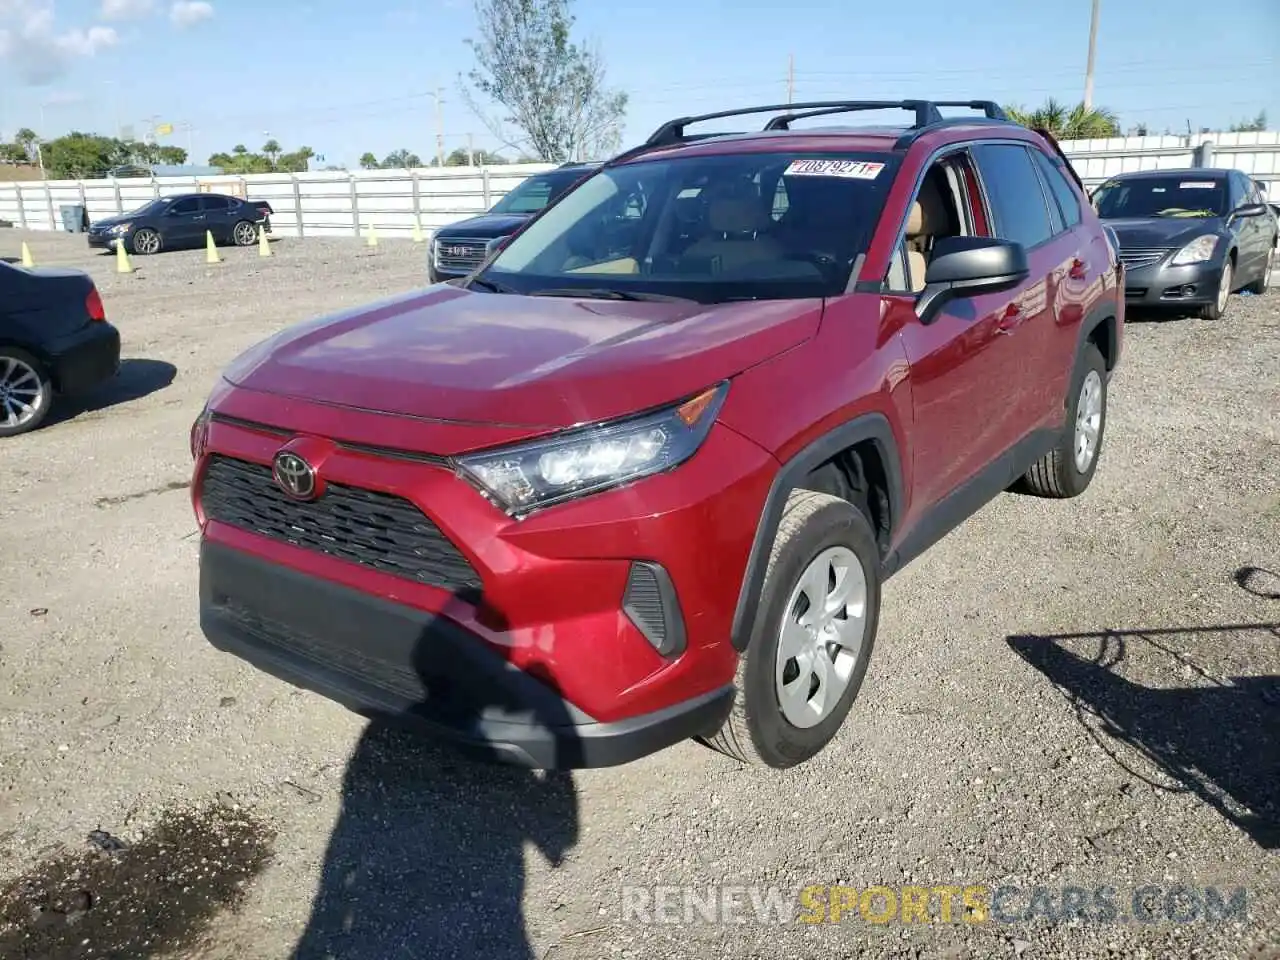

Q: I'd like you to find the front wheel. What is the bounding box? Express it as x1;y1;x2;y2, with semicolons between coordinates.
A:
1198;258;1234;320
0;348;54;437
130;228;161;256
699;490;881;769
232;221;258;246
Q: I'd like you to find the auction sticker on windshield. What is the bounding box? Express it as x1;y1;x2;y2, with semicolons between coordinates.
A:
1180;182;1217;189
784;159;885;179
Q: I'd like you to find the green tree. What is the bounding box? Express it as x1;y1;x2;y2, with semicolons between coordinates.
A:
358;151;379;170
1004;98;1121;140
381;148;423;168
461;0;626;162
40;132;118;179
1228;110;1267;133
262;139;281;164
442;146;506;166
276;146;315;173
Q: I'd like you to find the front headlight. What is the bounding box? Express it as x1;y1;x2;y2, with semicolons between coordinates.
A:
108;222;131;235
457;382;729;516
1170;234;1219;266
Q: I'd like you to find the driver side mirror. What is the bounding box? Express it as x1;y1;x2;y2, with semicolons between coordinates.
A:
916;236;1029;324
1230;202;1267;221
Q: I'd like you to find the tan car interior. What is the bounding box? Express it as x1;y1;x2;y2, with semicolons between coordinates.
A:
904;167;962;292
681;182;786;273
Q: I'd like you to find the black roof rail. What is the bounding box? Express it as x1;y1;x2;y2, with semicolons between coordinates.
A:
930;100;1009;120
608;98;1018;165
645;100;950;147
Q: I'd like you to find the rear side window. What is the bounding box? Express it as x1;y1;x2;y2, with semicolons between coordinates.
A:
1030;149;1082;229
201;195;232;212
971;143;1054;249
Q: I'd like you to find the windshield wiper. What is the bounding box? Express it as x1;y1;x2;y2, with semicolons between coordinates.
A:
529;287;693;303
465;275;515;294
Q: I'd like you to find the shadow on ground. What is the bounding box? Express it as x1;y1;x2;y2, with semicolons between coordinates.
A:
47;358;176;426
288;595;581;960
1008;570;1279;848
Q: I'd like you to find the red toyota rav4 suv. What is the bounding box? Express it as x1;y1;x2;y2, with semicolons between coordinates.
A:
191;100;1124;770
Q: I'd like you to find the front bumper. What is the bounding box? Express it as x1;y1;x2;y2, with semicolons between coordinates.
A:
1122;257;1224;306
48;321;121;395
86;231;125;251
192;400;777;766
200;538;733;768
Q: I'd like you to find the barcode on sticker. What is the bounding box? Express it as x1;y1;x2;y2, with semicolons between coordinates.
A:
784;159;885;180
1180;182;1216;189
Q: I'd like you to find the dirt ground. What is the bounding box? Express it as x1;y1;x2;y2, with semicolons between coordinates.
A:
0;228;1277;960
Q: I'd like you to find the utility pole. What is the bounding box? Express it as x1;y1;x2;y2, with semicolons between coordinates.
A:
1083;0;1100;111
787;54;795;104
467;132;475;166
432;86;446;167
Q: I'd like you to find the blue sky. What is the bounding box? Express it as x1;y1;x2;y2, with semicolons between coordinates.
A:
1;0;1276;169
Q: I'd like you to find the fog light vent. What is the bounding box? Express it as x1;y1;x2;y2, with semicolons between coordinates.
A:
622;561;686;658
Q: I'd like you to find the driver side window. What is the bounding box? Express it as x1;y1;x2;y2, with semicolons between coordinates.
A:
883;152;978;295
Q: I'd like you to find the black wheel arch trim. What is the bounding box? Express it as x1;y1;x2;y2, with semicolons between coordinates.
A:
729;411;904;653
1073;299;1120;383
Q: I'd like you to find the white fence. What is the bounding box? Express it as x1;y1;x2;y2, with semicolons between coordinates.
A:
2;129;1278;237
0;163;557;239
1059;130;1280;198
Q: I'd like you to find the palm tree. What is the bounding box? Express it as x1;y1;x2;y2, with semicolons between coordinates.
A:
1004;98;1120;140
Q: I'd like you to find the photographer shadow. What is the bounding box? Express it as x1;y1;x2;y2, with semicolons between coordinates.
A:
289;599;581;960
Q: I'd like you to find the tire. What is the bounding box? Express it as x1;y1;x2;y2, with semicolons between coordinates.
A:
1198;257;1234;320
1243;243;1274;295
130;228;162;256
0;347;54;437
699;490;881;768
232;220;258;247
1018;342;1107;499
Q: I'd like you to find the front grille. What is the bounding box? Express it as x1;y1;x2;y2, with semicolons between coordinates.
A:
200;455;482;596
433;236;488;272
1118;247;1173;270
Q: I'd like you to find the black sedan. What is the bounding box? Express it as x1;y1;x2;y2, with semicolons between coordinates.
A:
86;192;272;257
0;260;121;436
1093;167;1275;320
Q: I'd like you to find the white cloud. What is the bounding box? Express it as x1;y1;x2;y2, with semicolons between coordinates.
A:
100;0;155;20
0;1;119;86
169;0;212;27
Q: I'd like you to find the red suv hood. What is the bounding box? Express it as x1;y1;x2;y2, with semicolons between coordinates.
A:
222;285;823;427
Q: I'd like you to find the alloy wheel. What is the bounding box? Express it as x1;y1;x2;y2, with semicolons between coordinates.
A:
0;355;46;430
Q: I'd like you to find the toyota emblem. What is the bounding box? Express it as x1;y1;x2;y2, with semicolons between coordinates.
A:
273;451;317;500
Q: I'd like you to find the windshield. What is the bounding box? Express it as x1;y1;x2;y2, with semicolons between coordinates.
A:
1092;176;1227;219
479;151;900;303
488;171;587;215
122;198;171;217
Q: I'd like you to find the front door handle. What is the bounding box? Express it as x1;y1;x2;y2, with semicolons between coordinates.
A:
996;304;1024;334
1069;258;1089;280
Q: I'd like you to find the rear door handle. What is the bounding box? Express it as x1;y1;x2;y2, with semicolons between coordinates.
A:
1069;258;1089;280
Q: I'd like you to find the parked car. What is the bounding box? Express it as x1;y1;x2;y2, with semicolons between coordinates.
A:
191;98;1124;770
427;162;600;283
0;260;120;436
86;192;271;256
1091;168;1275;319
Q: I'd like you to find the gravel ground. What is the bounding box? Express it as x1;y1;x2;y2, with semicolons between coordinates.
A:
0;228;1277;960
